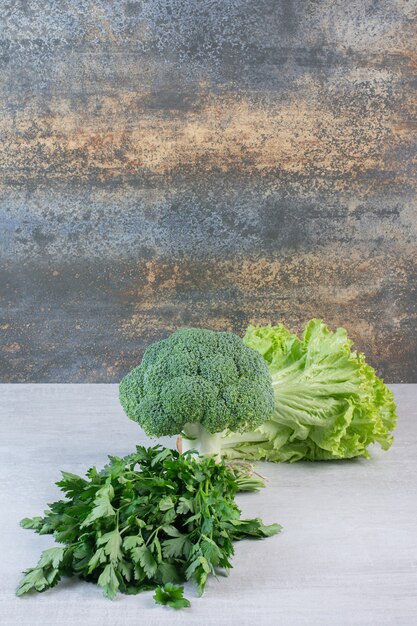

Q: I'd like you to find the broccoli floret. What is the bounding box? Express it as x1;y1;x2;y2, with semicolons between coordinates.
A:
119;328;275;456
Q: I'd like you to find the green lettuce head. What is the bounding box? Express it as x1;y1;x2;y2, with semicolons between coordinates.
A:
219;319;397;462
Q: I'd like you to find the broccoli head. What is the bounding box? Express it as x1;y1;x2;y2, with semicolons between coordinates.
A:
119;328;275;448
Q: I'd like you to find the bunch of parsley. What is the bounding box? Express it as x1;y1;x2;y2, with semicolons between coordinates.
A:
17;446;280;607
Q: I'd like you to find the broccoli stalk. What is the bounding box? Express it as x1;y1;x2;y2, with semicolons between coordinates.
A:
181;424;268;458
181;423;223;457
119;328;275;460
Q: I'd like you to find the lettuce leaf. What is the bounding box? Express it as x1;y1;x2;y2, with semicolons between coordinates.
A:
220;320;397;462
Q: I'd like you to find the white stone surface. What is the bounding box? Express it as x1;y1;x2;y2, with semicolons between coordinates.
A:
0;384;416;626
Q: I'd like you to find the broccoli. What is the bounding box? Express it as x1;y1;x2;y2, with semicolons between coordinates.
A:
119;328;275;456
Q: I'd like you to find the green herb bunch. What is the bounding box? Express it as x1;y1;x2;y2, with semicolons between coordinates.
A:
17;446;280;606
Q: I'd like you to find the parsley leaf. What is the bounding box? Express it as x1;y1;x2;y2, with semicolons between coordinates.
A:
131;545;158;578
159;496;175;511
80;484;115;528
17;445;281;608
162;534;191;559
97;529;122;563
153;583;190;609
98;563;119;599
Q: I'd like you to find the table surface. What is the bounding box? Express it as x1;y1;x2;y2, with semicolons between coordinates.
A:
1;384;416;626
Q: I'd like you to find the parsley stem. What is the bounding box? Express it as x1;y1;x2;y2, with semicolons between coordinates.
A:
146;525;162;546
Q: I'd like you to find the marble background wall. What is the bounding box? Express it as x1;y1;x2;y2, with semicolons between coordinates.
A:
1;1;416;382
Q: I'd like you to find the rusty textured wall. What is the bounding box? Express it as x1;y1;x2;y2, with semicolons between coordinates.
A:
0;1;416;382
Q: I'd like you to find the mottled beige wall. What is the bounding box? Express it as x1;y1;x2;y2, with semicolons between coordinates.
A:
1;1;416;381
